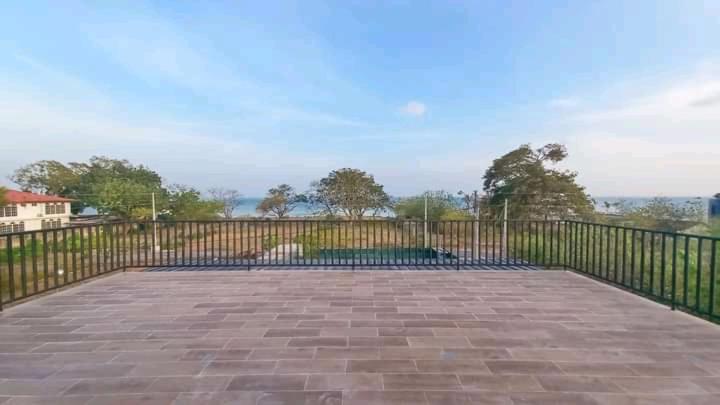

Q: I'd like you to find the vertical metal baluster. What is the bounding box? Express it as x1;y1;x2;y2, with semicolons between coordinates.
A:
19;235;27;297
31;232;38;293
660;235;666;300
53;230;59;286
42;231;49;291
456;221;460;270
79;228;85;280
709;240;717;318
62;228;69;284
6;235;14;302
671;235;678;309
490;221;495;265
512;221;517;266
605;226;611;280
649;233;655;296
232;221;237;266
640;231;646;291
683;236;690;307
621;229;627;284
464;221;468;266
696;238;703;312
595;225;601;276
541;221;547;267
630;229;637;290
70;228;78;281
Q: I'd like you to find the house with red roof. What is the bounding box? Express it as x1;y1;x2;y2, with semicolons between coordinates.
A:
0;190;73;233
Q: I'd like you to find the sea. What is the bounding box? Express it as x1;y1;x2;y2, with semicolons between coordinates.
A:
232;196;712;217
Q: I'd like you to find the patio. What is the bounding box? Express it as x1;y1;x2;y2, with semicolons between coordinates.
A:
1;270;719;404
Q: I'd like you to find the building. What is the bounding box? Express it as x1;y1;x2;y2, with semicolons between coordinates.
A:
0;190;73;233
711;196;720;219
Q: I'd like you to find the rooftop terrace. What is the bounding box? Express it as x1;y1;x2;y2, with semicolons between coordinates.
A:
1;270;719;404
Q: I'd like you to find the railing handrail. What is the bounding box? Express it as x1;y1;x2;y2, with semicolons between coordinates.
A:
565;219;720;242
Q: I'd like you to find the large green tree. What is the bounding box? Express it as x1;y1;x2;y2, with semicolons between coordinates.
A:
0;186;7;206
309;168;391;219
256;184;306;218
12;157;162;214
483;143;593;219
11;160;80;196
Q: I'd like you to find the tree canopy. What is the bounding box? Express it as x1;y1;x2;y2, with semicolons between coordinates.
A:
394;191;471;221
482;143;593;219
208;188;243;219
0;186;7;206
256;184;306;218
11;157;221;220
309;168;390;219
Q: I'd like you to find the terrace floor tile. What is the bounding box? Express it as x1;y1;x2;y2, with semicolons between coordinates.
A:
2;269;720;403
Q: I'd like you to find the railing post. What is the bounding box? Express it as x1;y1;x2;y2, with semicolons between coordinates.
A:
671;234;677;311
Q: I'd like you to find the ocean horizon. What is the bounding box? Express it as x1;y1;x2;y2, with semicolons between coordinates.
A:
230;196;712;217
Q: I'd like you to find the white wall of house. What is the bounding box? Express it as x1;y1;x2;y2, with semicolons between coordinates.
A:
0;202;71;233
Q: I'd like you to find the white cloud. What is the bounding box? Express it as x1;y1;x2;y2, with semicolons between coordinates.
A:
555;67;720;196
400;101;427;117
548;97;580;109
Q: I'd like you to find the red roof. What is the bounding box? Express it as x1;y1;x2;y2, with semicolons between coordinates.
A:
3;190;73;204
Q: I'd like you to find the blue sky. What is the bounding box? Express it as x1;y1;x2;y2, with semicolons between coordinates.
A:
1;0;719;196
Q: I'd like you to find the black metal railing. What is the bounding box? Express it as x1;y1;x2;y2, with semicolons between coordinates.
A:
1;219;565;308
563;220;720;322
2;219;718;323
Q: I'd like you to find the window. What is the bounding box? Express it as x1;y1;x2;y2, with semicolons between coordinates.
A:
56;203;66;214
0;224;11;234
12;222;24;232
1;205;18;217
32;203;37;206
45;204;56;215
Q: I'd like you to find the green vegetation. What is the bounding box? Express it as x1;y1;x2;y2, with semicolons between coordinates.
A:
11;157;223;220
394;191;470;221
482;143;594;219
256;184;306;218
605;197;706;232
308;168;391;219
0;186;6;206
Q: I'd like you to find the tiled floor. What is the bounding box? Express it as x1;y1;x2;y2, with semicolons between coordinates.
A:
1;270;719;404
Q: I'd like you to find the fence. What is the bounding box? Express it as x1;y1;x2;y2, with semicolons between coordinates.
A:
563;220;720;322
1;219;719;323
1;219;564;308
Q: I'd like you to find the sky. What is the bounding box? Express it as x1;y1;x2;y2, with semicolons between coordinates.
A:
1;0;719;197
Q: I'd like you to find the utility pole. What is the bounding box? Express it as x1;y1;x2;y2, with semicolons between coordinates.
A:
152;192;159;252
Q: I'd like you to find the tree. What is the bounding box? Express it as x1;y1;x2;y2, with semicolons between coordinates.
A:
394;191;459;221
256;184;306;218
208;188;243;219
166;186;223;220
457;190;483;217
614;197;706;232
11;160;80;196
0;186;7;206
11;156;162;214
308;168;390;219
92;178;164;220
482;143;593;219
